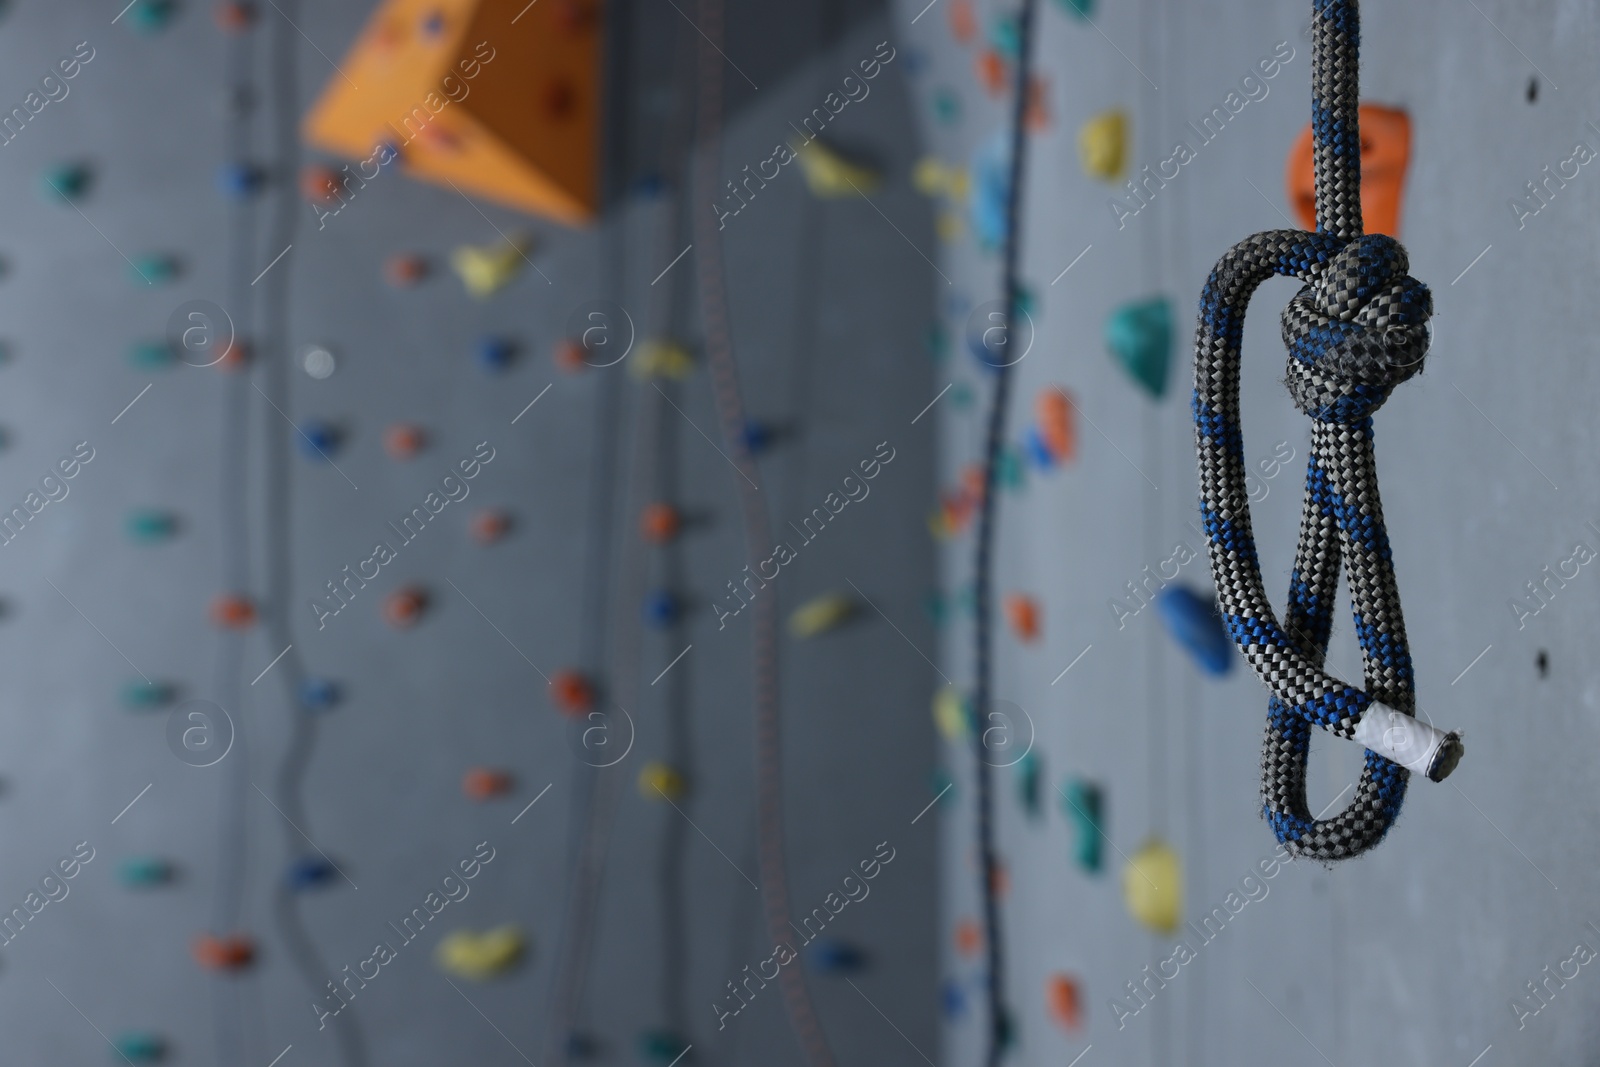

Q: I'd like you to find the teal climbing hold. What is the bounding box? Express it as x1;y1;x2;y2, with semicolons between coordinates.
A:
926;321;948;363
118;856;174;887
930;767;957;806
1063;778;1103;873
932;87;961;125
1015;750;1042;818
112;1032;165;1062
924;589;948;625
125;509;178;542
638;1031;689;1063
42;162;91;202
1106;297;1172;399
989;13;1021;59
129;254;179;286
949;382;975;411
125;0;178;33
1053;0;1094;18
997;444;1025;490
1014;283;1036;319
121;680;176;710
128;341;176;369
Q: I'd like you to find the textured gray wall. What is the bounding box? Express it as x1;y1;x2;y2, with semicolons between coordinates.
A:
0;2;937;1066
904;0;1600;1065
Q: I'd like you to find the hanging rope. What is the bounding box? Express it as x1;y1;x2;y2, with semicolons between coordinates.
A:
971;0;1037;1061
1192;0;1462;861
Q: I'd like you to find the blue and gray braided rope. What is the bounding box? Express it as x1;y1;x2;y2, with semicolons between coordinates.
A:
1192;0;1463;860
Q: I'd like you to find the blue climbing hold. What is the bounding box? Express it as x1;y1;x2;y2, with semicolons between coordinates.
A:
806;939;866;974
634;172;666;199
287;856;338;890
215;162;264;199
740;420;773;454
1155;584;1234;676
126;508;178;542
1023;426;1055;470
112;1032;165;1062
1106;297;1172;399
969;132;1011;251
475;335;516;372
642;589;679;628
42;162;91;202
299;678;341;713
297;421;340;460
118;856;174;887
941;978;966;1019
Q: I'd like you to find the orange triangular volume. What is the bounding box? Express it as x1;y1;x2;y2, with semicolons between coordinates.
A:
302;0;603;226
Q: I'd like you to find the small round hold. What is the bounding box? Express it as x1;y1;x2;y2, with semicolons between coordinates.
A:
118;856;175;887
215;161;264;199
470;509;511;544
384;253;429;287
462;767;514;801
209;594;256;630
740;419;773;454
42;162;92;202
286;855;338;890
300;164;344;204
639;503;680;544
382;587;428;628
214;1;258;32
193;933;256;971
476;335;516;371
297;420;340;460
549;670;595;716
553;337;587;373
126;508;179;542
642;589;679;628
299;678;341;713
112;1032;166;1064
384;423;426;460
121;680;176;710
300;344;336;379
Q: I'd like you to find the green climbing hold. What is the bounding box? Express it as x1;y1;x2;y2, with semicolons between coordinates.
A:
997;444;1025;490
1063;778;1104;873
129;254;179;286
949;382;975;411
112;1032;165;1063
932;87;961;125
42;162;91;202
989;13;1020;60
1053;0;1094;18
930;767;957;805
125;509;178;542
118;856;174;887
121;680;176;710
1015;750;1041;818
1014;283;1036;319
125;0;178;33
638;1031;690;1063
1106;297;1172;399
128;341;176;369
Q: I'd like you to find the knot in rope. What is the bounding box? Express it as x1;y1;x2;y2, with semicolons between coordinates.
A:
1282;235;1432;423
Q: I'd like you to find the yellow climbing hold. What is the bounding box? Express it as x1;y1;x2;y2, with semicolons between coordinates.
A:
933;686;971;741
792;139;880;198
630;339;695;381
450;236;532;299
1078;110;1127;181
1123;838;1182;934
913;157;970;200
788;593;856;638
435;925;525;980
935;211;965;244
639;761;686;801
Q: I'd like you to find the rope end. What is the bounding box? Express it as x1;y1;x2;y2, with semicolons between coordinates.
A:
1426;732;1464;783
1351;702;1462;781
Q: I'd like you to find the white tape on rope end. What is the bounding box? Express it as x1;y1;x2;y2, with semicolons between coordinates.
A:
1351;703;1463;782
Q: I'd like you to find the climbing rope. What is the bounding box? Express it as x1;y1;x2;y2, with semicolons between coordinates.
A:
971;0;1037;1060
1191;0;1462;860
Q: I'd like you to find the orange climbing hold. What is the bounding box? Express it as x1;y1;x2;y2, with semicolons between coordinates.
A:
215;339;251;372
462;767;514;800
1025;76;1050;133
1037;388;1076;462
1004;595;1040;642
1287;103;1411;237
384;423;427;459
640;503;680;544
550;670;595;716
470;509;511;544
976;49;1008;96
954;917;982;958
1046;973;1083;1032
300;163;344;205
214;2;257;33
948;0;976;42
553;337;588;373
209;595;256;629
383;587;428;628
193;933;256;971
384;253;429;287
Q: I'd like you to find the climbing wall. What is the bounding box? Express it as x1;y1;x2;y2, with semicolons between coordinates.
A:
0;1;941;1065
906;0;1600;1064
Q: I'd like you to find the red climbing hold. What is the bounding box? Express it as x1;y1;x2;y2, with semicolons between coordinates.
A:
554;337;588;373
215;339;251;372
954;917;982;958
550;670;596;717
382;587;428;628
462;768;514;800
209;595;256;629
193;933;256;971
1004;594;1040;642
213;2;257;32
949;0;976;42
470;509;512;544
1037;388;1076;463
384;253;429;287
976;50;1008;96
384;423;427;460
1046;973;1083;1032
640;503;680;544
300;164;343;205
